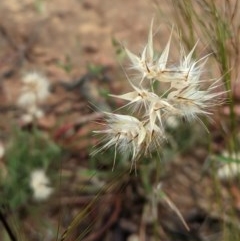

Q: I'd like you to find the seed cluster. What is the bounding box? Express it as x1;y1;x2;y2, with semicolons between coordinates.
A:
93;21;224;169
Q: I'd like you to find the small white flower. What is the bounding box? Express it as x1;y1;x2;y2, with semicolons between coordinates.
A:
17;71;50;121
21;72;49;102
28;106;44;118
165;115;179;129
21;114;34;125
30;169;53;201
19;105;44;125
217;152;240;180
21;108;44;125
217;162;240;180
17;71;50;109
17;92;37;109
127;234;140;241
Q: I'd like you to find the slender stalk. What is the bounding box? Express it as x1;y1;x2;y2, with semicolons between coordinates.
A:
210;0;237;153
170;0;238;153
0;210;17;241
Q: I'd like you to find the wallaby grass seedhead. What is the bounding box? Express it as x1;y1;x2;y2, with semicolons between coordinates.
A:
93;19;225;171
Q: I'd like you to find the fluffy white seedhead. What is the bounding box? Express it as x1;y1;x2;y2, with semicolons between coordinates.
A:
168;43;208;89
124;23;211;92
110;83;158;113
124;20;160;83
143;122;165;155
167;80;224;122
124;48;156;83
93;113;146;167
30;169;53;201
147;96;178;131
93;20;225;170
93;112;166;170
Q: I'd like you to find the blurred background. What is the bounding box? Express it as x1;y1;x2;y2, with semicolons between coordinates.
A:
0;0;240;241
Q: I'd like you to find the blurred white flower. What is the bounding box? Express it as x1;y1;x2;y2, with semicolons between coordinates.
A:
21;108;44;125
30;169;53;201
17;71;50;123
21;72;49;102
28;105;44;118
21;114;34;125
127;234;140;241
217;152;240;180
217;162;240;180
17;91;37;109
165;115;179;129
17;72;49;109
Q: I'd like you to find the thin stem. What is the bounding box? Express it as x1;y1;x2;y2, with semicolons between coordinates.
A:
0;209;17;241
211;1;237;153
